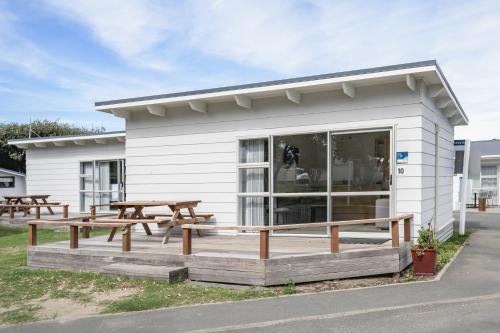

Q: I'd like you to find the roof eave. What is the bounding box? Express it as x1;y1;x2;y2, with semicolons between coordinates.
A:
8;132;126;149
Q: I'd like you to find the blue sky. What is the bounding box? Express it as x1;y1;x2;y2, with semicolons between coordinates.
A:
0;0;499;139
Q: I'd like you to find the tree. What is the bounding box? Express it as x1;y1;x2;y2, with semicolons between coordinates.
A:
0;120;105;173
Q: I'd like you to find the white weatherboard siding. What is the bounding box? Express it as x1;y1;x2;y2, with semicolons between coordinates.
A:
421;87;455;241
125;81;450;239
25;143;125;213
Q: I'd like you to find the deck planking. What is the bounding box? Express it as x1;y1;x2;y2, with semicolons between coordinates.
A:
27;233;412;286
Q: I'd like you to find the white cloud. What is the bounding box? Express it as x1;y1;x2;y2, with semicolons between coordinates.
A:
43;0;179;71
2;0;500;139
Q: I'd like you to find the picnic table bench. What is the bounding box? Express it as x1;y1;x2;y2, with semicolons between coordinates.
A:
108;200;211;244
0;203;69;219
28;220;134;251
1;195;67;218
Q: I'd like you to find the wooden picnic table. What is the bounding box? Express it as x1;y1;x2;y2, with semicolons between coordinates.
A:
1;194;55;216
106;200;204;244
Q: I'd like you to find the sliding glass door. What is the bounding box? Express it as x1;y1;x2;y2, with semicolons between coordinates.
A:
331;130;391;233
237;129;392;236
79;159;126;212
272;133;328;234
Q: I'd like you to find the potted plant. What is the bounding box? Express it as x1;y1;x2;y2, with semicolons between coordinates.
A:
411;225;439;276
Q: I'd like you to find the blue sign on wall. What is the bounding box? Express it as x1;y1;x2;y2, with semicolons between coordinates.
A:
396;151;409;164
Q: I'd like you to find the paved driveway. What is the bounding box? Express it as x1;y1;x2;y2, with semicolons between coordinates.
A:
3;212;500;333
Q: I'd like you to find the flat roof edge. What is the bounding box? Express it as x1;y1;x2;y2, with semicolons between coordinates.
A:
95;60;438;107
8;131;125;145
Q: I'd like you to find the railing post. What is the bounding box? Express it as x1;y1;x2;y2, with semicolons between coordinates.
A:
35;206;41;219
70;225;78;249
260;230;269;260
391;219;400;248
122;226;131;252
63;205;69;218
9;206;14;219
28;224;37;246
404;217;411;242
90;205;96;220
183;228;192;255
82;218;90;238
330;225;339;254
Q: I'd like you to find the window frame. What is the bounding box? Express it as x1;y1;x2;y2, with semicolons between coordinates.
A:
236;127;393;237
237;138;271;227
0;176;15;188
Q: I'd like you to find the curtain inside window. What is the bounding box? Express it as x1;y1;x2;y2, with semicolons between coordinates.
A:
243;140;265;226
98;162;111;206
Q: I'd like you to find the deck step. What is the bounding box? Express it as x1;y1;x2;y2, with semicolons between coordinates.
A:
101;263;188;283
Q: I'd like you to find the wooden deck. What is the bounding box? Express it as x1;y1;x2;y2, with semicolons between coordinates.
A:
28;232;412;286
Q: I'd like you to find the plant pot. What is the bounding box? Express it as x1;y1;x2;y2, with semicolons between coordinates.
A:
411;248;437;276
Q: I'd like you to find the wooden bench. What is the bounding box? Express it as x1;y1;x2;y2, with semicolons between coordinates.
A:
144;212;214;220
0;204;70;219
28;220;134;252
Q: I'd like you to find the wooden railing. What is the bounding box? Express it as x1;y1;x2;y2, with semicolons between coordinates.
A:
182;214;413;260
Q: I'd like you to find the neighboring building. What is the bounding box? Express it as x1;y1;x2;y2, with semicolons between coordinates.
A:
454;139;500;208
0;168;26;197
9;60;468;241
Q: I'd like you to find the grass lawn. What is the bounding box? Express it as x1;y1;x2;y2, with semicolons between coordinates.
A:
0;226;278;325
0;225;472;325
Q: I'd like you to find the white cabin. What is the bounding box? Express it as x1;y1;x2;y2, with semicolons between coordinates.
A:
9;61;468;241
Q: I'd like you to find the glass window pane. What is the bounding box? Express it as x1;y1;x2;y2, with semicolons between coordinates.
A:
81;162;93;176
239;168;268;193
273;196;327;234
332;195;390;232
331;131;390;192
481;165;497;176
273;133;328;193
80;192;93;212
0;177;14;188
80;177;93;191
240;197;269;227
239;139;268;163
481;178;497;188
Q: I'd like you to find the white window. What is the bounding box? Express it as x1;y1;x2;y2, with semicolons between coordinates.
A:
238;138;270;226
0;176;15;188
480;165;498;205
79;160;126;212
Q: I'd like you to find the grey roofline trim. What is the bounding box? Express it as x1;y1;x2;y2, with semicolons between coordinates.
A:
8;131;125;144
95;60;437;107
0;168;25;177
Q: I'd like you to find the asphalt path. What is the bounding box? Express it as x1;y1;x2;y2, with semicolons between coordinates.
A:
3;212;499;333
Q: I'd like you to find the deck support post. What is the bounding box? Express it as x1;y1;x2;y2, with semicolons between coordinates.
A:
404;217;411;242
259;230;269;260
330;225;340;254
81;218;90;238
70;225;78;249
28;224;37;246
63;205;69;218
183;228;192;255
122;226;131;252
35;206;41;219
391;219;400;248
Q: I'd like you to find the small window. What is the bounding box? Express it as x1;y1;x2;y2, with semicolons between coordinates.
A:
0;176;15;188
238;138;269;227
